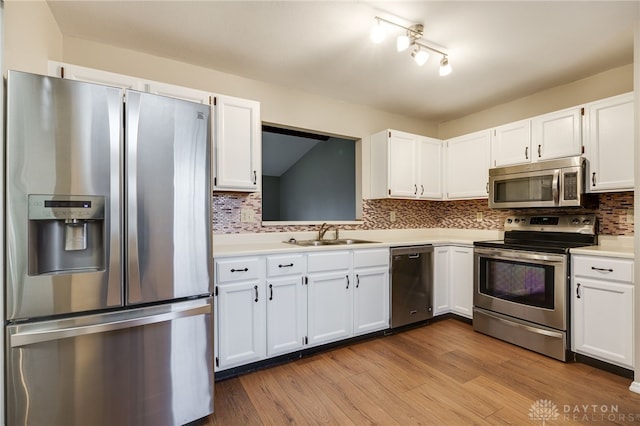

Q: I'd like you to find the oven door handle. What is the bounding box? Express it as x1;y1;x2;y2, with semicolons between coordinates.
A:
552;169;560;205
475;249;565;264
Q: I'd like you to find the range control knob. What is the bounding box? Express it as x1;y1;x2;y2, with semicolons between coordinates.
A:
506;218;513;224
583;219;591;224
571;218;580;225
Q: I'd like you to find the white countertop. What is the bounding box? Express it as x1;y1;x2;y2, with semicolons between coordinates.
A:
213;228;503;257
569;235;635;259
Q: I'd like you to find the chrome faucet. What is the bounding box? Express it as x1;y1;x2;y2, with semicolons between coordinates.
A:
318;222;339;241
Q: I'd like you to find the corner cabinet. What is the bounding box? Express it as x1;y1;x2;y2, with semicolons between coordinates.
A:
444;131;491;199
369;129;442;200
571;254;634;369
432;245;474;318
213;95;261;192
583;92;634;193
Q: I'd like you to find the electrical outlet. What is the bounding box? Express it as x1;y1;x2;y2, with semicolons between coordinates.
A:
240;208;255;223
390;211;396;222
476;212;483;222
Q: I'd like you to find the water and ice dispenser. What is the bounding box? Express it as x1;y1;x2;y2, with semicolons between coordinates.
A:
28;195;106;275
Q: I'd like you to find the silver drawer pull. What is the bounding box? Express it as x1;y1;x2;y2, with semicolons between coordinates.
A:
591;266;613;273
230;267;248;273
278;263;294;268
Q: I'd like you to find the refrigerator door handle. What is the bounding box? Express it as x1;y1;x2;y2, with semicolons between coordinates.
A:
10;303;210;348
126;92;143;301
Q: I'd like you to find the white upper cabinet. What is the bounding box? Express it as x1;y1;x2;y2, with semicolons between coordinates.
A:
490;119;531;167
213;95;261;192
48;61;145;90
583;92;634;193
531;106;582;161
145;81;211;105
369;129;442;200
444;130;491;199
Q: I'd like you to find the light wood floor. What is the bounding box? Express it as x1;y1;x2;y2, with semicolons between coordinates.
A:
198;319;640;425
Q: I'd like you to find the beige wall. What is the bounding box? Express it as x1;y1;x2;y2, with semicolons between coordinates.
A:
4;0;62;75
439;64;633;139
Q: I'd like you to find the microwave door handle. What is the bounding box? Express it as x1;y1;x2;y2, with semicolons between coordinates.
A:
552;170;560;205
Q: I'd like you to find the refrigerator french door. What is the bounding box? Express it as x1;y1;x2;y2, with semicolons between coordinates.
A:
5;71;214;426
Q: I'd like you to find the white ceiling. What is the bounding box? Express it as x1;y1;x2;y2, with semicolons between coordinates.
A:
46;1;638;123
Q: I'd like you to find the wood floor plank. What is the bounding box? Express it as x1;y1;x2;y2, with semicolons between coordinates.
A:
204;319;640;425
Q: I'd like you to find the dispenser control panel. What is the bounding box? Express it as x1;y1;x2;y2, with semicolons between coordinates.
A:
28;195;105;220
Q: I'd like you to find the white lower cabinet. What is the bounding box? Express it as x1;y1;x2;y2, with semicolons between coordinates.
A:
571;255;634;369
433;245;474;318
353;249;390;335
215;248;389;371
214;257;266;371
266;254;307;357
307;250;353;346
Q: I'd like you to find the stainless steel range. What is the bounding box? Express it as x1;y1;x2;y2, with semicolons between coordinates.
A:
473;215;597;361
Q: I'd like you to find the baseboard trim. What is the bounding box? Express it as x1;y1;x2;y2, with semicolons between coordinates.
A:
629;381;640;394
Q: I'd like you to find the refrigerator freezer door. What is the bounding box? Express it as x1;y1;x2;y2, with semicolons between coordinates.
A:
5;71;123;320
126;91;212;304
6;298;214;426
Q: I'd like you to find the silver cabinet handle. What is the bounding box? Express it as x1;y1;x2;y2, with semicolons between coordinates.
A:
10;301;211;347
346;275;350;289
356;274;360;288
254;285;259;302
414;184;418;195
269;284;273;300
253;170;257;185
278;263;294;268
420;185;424;196
486;182;489;193
592;172;597;187
576;282;581;299
538;144;542;158
525;146;528;159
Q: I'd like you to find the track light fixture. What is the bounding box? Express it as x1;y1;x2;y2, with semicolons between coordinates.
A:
371;16;452;76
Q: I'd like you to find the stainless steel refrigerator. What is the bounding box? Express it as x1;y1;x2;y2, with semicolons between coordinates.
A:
5;70;214;426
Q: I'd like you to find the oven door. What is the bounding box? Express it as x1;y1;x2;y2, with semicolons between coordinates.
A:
474;247;567;330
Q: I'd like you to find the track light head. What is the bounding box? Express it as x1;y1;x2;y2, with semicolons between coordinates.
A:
411;46;429;66
370;20;386;44
397;33;411;52
439;56;452;76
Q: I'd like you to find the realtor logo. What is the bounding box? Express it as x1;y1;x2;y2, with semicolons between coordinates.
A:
529;399;560;424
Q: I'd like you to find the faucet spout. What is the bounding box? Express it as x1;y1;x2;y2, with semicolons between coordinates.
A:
318;222;339;241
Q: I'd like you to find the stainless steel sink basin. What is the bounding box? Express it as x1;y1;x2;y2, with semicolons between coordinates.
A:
285;238;378;246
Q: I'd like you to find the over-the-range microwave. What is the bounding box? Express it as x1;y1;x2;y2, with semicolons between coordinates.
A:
488;156;590;209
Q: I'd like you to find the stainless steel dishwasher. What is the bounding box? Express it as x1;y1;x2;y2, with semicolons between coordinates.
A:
390;245;434;328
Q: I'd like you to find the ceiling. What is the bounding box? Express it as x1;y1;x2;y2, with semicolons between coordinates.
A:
46;1;638;123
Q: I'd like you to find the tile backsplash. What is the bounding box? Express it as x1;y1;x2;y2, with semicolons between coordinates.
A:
213;191;634;236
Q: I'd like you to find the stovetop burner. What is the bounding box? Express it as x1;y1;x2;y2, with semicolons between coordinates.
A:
474;214;598;254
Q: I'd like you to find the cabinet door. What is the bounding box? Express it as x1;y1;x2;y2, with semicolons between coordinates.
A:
353;267;389;335
445;131;491;199
584;93;634;192
491;119;531;167
433;246;451;316
417;137;443;199
266;275;307;357
388;130;418;198
48;61;144;90
572;278;634;368
145;81;211;105
307;271;353;346
531;107;582;161
216;280;266;370
213;95;261;191
449;247;473;318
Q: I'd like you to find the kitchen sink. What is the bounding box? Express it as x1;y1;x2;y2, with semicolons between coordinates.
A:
285;238;379;246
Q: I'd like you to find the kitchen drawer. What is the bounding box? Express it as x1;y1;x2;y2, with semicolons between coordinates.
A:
266;254;305;277
307;250;350;273
353;248;389;269
215;257;262;283
572;255;634;283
